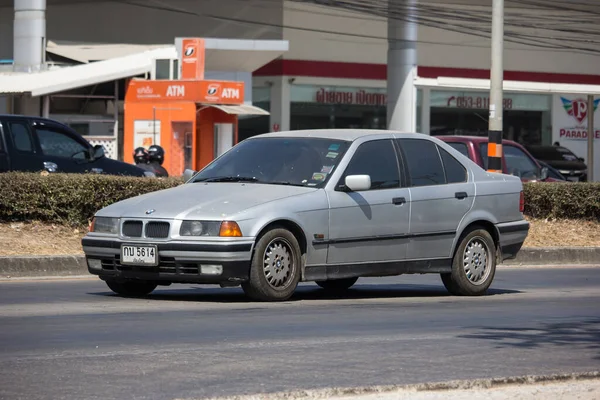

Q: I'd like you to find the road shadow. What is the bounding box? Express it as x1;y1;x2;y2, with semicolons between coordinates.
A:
88;282;521;304
458;318;600;360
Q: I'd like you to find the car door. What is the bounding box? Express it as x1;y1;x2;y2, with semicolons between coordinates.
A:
326;138;411;264
2;118;45;172
396;138;474;260
31;121;95;174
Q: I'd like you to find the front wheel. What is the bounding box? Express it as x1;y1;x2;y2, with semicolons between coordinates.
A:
441;227;496;296
316;277;358;291
241;228;301;301
105;279;157;297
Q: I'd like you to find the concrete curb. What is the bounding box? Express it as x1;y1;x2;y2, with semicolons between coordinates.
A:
0;247;598;278
501;247;600;266
0;255;88;278
192;371;600;400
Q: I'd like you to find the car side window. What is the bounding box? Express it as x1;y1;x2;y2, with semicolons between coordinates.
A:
397;139;446;187
446;142;470;159
503;145;539;178
35;126;89;159
9;121;34;153
340;139;400;190
438;146;467;183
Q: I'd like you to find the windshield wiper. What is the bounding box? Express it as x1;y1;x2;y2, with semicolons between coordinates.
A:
268;181;307;187
196;176;260;183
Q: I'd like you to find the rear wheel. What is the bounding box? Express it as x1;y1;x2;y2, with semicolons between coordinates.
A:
105;279;157;297
441;227;496;296
316;277;358;291
241;228;301;301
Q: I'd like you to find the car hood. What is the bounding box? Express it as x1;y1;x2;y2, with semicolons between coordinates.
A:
96;182;318;220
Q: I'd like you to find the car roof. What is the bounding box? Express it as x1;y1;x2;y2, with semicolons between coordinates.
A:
252;129;427;142
437;135;522;146
0;114;60;124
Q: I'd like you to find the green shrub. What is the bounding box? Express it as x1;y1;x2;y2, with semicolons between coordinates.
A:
0;173;598;227
0;172;183;227
523;182;600;221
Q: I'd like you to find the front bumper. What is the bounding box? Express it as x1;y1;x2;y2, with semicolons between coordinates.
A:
82;237;254;284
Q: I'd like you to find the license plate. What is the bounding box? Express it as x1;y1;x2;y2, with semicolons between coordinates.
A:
567;176;580;182
120;245;158;266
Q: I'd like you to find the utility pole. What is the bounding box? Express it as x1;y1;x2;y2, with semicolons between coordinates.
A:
588;95;595;182
487;0;504;173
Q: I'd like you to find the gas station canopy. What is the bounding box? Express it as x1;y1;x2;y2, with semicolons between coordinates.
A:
0;38;289;96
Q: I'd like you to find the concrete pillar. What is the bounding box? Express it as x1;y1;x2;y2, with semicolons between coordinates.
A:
13;0;47;73
269;76;291;132
387;0;417;132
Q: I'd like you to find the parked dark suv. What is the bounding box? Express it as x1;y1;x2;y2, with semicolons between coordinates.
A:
524;145;587;182
0;114;150;176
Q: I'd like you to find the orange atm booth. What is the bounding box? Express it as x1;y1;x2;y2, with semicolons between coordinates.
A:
123;38;267;176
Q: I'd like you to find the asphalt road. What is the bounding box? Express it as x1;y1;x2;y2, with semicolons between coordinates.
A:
0;266;599;400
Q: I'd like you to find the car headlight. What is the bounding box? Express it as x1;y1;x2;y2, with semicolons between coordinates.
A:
90;217;119;234
179;221;243;237
180;221;222;237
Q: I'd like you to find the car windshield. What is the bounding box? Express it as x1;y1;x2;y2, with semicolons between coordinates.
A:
192;137;351;187
526;146;580;162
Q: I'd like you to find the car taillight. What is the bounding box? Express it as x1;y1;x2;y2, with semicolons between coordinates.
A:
519;191;524;213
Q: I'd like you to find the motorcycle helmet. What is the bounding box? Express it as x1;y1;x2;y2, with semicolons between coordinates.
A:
148;144;165;165
133;147;149;164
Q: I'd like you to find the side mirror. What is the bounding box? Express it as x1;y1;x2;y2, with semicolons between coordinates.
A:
345;174;371;191
540;166;549;181
578;157;585;162
92;145;105;159
182;169;197;182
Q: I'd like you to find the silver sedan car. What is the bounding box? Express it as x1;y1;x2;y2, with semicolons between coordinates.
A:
82;130;529;301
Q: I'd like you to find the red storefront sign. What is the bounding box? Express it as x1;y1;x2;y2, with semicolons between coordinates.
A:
315;88;387;106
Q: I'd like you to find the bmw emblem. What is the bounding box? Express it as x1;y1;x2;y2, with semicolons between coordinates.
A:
145;209;155;215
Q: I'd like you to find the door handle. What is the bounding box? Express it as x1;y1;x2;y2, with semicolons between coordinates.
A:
392;197;406;205
455;192;468;200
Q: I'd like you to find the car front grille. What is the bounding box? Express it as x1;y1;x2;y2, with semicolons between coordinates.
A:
101;255;200;275
145;221;170;238
122;221;143;237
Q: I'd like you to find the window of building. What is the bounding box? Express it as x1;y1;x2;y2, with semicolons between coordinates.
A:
397;138;445;187
36;127;89;159
429;90;552;145
439;146;467;183
9;122;34;153
340;139;400;190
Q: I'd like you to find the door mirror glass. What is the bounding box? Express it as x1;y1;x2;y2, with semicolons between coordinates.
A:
540;166;549;181
345;175;371;191
183;168;197;182
92;145;105;159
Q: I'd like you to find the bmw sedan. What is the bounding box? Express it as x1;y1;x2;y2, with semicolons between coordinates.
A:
82;129;529;301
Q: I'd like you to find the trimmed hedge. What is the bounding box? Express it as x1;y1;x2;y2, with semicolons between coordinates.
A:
524;182;600;221
0;172;598;227
0;172;183;227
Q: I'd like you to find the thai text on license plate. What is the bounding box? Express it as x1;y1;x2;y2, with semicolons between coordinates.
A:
121;245;158;266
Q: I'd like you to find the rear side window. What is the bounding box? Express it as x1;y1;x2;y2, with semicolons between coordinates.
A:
397;138;445;187
9;121;34;153
446;142;470;159
439;146;467;183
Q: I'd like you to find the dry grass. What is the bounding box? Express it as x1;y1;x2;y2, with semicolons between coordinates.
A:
0;218;599;257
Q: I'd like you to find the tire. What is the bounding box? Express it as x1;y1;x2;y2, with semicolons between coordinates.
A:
441;226;496;296
316;277;358;291
106;279;157;297
241;227;302;302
